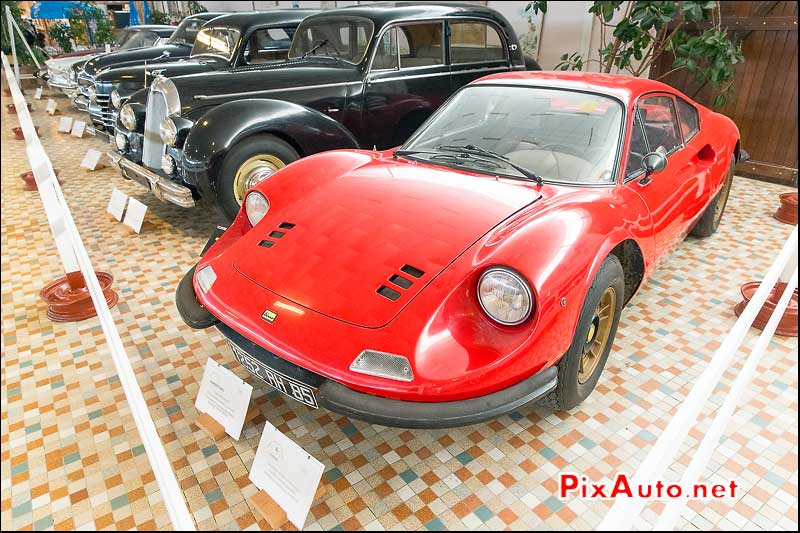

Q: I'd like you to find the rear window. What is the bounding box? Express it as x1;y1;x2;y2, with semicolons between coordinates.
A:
676;97;699;141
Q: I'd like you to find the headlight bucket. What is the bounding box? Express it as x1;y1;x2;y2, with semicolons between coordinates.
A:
245;191;270;227
477;267;533;326
110;89;121;108
159;117;178;146
119;104;137;130
114;131;128;152
161;154;176;175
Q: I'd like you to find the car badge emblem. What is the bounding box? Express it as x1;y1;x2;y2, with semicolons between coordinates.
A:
261;309;278;324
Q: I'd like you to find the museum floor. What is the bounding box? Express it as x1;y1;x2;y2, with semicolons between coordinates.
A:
1;90;797;531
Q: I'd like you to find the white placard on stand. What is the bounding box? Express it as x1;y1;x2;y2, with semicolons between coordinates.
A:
107;188;128;221
122;197;148;234
80;148;103;171
194;359;253;440
58;116;74;133
249;421;325;529
70;120;87;138
34;87;42;100
46;98;57;115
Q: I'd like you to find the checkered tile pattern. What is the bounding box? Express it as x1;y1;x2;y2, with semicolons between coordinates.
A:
1;83;797;531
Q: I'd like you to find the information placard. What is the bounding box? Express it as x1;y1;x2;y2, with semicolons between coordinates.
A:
58;116;73;133
80;149;103;171
46;98;57;115
107;188;128;221
249;421;325;529
195;358;253;440
122;197;148;234
71;120;87;138
34;87;42;100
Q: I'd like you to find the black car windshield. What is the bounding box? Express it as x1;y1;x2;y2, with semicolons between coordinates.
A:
401;85;624;185
115;29;158;50
288;17;373;64
191;27;240;61
169;17;207;46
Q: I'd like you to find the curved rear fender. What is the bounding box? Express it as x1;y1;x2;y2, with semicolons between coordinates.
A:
182;99;360;189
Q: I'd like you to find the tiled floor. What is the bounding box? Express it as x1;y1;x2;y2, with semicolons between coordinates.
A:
1;85;797;532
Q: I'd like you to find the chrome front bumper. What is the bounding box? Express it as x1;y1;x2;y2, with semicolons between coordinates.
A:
108;152;195;208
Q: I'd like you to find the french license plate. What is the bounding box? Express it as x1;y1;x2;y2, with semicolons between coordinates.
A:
229;343;318;408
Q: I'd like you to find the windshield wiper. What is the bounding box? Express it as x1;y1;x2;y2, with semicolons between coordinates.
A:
301;39;329;59
436;144;543;185
393;149;506;172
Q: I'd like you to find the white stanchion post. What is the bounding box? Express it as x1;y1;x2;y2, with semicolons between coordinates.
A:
2;52;196;531
599;225;798;531
654;266;798;530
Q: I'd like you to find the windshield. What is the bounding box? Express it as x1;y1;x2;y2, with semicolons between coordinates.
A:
191;27;240;61
288;17;373;64
402;85;624;185
169;17;208;46
115;29;156;50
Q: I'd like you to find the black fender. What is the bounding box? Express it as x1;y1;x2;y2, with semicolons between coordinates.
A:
181;99;360;196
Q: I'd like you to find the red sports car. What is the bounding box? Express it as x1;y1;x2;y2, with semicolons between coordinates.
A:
176;72;742;428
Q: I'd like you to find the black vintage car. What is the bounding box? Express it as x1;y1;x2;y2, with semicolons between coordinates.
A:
112;2;534;220
90;11;312;134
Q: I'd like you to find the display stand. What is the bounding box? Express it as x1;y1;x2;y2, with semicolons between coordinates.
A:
195;405;259;441
250;480;327;529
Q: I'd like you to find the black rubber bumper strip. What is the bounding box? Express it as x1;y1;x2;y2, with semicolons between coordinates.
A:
175;264;220;330
317;367;558;429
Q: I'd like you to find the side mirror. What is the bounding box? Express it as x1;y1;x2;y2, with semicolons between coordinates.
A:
641;151;667;176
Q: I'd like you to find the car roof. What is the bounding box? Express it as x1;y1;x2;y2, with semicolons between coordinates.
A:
306;2;511;29
473;71;686;105
203;10;320;33
183;12;227;22
131;25;176;36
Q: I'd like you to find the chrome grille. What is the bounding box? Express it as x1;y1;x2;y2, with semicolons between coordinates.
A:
142;88;167;169
89;93;115;130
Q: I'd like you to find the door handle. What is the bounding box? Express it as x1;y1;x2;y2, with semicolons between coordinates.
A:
638;175;652;186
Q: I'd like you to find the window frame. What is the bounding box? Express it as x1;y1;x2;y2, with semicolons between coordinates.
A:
240;25;294;66
623;91;687;183
675;96;700;143
446;18;509;66
367;19;446;74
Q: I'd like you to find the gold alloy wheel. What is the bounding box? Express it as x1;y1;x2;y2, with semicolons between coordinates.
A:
713;175;732;226
578;287;617;384
232;154;286;204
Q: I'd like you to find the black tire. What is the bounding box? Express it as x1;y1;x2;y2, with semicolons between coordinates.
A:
690;157;735;238
539;255;625;411
216;134;299;221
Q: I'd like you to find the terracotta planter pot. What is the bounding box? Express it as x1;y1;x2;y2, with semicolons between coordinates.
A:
20;169;61;191
773;192;798;225
12;126;39;140
734;281;798;337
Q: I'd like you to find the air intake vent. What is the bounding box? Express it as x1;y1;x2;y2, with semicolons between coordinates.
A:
268;230;285;239
278;222;295;230
389;274;412;289
400;264;424;278
377;285;401;301
258;240;275;248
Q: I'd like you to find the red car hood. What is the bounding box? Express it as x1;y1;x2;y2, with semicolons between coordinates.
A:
232;152;541;328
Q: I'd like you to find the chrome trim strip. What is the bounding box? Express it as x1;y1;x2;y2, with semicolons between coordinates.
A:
368;65;509;84
194;80;363;100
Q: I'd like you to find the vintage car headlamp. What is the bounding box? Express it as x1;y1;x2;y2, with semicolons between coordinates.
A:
477;267;533;326
161;154;176;175
119;104;137;130
114;131;128;152
159;117;178;146
245;191;270;227
87;86;97;102
196;265;217;293
110;89;122;108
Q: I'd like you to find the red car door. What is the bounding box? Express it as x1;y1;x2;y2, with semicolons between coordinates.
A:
624;94;704;258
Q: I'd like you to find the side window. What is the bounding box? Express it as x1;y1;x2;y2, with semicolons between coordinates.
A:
449;21;506;64
244;27;293;65
675;97;699;141
372;22;444;71
639;95;682;154
625;110;649;177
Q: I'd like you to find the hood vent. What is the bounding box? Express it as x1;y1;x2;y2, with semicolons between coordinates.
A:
389;274;412;289
377;285;401;301
400;264;424;278
258;240;275;248
377;264;425;301
257;222;295;249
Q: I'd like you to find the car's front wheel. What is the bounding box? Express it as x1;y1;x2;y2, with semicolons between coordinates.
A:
216;134;299;221
539;255;625;411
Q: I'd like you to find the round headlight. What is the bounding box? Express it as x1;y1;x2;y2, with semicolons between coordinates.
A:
159;117;177;146
110;89;121;108
87;86;96;102
161;154;176;175
115;131;128;152
245;191;270;227
477;268;533;326
119;104;137;130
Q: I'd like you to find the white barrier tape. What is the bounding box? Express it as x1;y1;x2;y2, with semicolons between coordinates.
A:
655;267;798;530
2;53;196;531
600;225;798;531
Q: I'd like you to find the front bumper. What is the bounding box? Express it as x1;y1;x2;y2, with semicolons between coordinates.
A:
175;264;558;429
108;152;195;208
